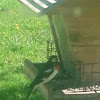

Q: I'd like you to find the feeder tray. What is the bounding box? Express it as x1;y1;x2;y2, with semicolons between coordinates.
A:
24;59;100;100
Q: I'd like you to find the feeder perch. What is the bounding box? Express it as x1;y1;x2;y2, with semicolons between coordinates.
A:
19;0;100;100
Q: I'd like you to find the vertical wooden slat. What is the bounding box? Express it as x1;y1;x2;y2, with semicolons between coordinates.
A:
49;14;74;73
47;14;62;62
52;15;74;61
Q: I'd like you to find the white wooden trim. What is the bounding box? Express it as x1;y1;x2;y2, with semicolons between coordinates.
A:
20;0;41;13
62;90;100;95
46;0;56;4
34;0;48;8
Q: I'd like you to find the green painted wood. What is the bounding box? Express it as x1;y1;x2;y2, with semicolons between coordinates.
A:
48;14;62;64
49;15;75;75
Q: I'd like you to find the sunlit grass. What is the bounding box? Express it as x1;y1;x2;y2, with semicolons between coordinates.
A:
0;0;52;100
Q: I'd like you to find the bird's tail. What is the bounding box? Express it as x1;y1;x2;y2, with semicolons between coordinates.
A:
24;85;36;100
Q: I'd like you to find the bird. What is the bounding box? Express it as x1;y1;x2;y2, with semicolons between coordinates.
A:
24;55;60;100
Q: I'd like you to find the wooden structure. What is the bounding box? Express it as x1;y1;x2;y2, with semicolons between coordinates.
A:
19;0;100;100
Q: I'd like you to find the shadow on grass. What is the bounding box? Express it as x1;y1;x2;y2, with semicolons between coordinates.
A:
0;85;25;100
0;85;45;100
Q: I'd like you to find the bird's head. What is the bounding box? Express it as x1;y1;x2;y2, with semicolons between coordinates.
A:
47;55;58;64
47;56;60;71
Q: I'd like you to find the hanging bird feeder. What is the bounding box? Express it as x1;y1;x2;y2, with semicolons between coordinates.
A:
18;0;100;100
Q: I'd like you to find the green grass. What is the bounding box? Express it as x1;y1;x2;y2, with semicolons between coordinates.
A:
0;0;52;100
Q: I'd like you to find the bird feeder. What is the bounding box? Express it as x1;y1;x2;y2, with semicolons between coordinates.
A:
18;0;100;100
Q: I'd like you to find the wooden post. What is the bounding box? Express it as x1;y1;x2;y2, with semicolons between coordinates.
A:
48;14;75;75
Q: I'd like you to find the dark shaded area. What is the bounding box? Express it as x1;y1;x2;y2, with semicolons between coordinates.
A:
0;85;44;100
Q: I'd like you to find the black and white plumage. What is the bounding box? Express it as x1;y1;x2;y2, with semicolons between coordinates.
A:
25;56;60;100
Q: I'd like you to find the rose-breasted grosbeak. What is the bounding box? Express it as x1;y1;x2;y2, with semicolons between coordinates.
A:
25;55;60;100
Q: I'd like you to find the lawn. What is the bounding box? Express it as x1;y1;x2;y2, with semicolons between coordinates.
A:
0;0;52;100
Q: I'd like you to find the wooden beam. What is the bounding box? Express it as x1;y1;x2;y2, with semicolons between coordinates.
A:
47;14;62;63
48;14;75;74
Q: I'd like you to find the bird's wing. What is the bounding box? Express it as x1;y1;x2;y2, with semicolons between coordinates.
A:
42;68;58;83
44;69;52;73
30;68;53;87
